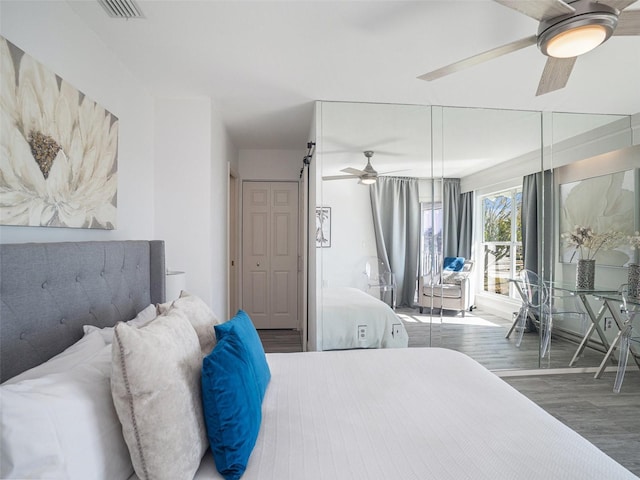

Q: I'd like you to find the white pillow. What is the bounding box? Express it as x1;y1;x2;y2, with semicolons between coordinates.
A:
0;345;133;480
164;290;222;356
2;329;106;385
111;309;208;480
442;271;467;285
83;304;159;344
127;303;159;328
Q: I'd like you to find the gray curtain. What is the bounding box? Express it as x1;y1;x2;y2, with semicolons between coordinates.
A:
457;191;474;259
370;177;420;308
521;170;553;332
522;173;540;274
521;170;553;278
442;178;460;258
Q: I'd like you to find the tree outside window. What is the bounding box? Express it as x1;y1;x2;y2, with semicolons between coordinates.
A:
482;188;522;296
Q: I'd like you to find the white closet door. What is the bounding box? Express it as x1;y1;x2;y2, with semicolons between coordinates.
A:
242;181;299;329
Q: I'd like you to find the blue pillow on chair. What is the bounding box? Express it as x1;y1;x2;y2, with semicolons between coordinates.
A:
201;334;261;480
443;257;465;272
214;310;271;401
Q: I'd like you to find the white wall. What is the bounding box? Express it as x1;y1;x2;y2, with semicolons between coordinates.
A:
212;108;238;320
318;179;377;289
0;1;155;243
238;149;303;181
0;2;238;322
154;98;236;320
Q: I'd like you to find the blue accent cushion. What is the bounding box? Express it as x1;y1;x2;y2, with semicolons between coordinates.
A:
201;334;262;480
214;310;271;401
443;256;465;272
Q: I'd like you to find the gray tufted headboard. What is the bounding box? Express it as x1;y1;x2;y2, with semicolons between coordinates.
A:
0;240;166;382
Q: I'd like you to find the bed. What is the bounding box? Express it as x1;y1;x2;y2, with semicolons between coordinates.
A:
1;241;638;480
320;287;408;350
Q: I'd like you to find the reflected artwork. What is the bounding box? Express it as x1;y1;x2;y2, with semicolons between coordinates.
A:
559;170;636;266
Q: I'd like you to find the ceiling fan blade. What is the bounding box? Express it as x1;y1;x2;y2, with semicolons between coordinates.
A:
613;9;640;35
379;169;411;175
494;0;575;21
536;56;577;96
418;35;537;81
341;167;366;176
606;0;638;13
322;175;359;181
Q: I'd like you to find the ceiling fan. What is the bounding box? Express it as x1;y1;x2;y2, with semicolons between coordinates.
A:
418;0;640;95
322;151;406;185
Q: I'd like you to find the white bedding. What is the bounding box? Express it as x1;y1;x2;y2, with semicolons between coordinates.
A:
173;348;637;480
320;287;408;350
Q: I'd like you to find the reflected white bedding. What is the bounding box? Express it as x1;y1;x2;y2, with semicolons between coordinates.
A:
147;348;636;480
321;287;408;350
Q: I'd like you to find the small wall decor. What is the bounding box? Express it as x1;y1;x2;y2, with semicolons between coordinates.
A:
0;36;118;229
315;207;331;248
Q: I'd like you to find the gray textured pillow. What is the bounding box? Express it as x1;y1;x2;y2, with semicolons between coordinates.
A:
164;290;221;356
111;309;207;480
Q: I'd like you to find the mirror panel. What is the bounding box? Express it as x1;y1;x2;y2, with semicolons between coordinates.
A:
315;100;635;372
545;112;636;369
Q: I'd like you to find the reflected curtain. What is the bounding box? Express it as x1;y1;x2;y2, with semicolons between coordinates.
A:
370;177;420;308
521;170;552;332
442;179;460;258
442;179;473;259
458;191;474;259
521;171;553;278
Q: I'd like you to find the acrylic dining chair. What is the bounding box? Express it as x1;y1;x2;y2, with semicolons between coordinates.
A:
515;269;586;358
613;289;639;393
363;257;396;309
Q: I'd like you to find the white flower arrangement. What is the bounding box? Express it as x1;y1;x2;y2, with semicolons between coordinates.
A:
629;232;640;250
562;225;626;262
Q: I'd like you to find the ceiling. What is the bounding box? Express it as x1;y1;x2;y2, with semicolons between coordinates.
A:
67;0;640;150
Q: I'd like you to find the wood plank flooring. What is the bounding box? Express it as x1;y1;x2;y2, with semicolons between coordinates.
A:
258;305;640;477
396;307;609;371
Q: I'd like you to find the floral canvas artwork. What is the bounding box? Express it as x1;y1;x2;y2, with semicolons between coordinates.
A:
0;36;118;229
559;170;637;266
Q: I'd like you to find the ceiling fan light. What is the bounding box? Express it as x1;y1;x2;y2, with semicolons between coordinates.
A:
537;4;618;59
545;24;607;58
359;177;376;185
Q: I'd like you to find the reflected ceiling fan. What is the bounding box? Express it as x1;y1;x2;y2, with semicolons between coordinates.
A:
418;0;640;95
322;151;407;185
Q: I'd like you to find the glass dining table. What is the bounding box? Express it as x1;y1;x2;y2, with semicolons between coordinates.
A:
547;283;620;367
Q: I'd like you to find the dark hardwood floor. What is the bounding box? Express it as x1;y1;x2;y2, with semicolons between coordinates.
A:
258;305;640;476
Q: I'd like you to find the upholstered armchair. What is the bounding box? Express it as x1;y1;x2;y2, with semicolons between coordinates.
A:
418;258;474;317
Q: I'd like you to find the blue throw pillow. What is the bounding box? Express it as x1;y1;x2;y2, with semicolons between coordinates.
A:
214;310;271;401
443;256;465;272
201;335;261;480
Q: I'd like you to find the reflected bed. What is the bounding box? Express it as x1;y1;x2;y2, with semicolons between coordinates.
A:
320;287;408;350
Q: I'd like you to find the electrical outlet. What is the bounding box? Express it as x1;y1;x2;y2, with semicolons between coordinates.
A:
606;318;613;330
358;325;367;342
392;323;402;338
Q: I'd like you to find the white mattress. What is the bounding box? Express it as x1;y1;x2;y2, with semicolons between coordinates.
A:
183;348;637;480
320;287;408;350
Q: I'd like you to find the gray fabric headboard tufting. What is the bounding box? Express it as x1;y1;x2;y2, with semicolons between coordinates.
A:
0;240;165;383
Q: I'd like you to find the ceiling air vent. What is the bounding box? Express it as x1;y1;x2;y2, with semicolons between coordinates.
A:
98;0;144;18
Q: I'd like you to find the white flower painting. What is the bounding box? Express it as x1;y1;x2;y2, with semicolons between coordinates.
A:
559;170;636;266
0;36;118;229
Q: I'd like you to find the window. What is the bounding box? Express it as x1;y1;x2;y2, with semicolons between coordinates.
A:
481;188;523;297
420;202;443;280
